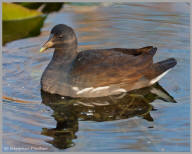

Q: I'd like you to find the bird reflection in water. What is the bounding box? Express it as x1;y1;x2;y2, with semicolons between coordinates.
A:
40;83;176;149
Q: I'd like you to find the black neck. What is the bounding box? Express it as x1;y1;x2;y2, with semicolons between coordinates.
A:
52;42;78;63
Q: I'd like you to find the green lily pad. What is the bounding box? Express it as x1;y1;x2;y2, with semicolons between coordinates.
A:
3;2;42;20
2;2;46;45
16;2;64;13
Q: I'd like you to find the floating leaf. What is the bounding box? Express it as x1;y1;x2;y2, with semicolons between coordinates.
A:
2;2;46;45
3;2;42;20
17;2;64;13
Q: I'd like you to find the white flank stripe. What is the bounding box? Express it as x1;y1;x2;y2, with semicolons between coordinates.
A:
77;87;93;95
75;86;127;96
112;88;127;93
72;87;79;91
91;86;109;92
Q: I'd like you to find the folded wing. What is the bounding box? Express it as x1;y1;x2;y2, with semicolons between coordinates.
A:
69;46;157;89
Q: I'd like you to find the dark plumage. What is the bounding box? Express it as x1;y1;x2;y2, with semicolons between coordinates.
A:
40;24;177;98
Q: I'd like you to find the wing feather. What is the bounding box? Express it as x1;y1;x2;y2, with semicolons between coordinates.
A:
69;47;156;88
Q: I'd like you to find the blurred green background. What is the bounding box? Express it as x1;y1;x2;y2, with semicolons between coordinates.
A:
2;2;64;45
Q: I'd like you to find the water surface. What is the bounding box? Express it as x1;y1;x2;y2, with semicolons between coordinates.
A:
2;3;190;152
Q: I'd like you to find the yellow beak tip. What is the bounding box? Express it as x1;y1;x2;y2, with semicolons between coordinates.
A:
40;47;46;53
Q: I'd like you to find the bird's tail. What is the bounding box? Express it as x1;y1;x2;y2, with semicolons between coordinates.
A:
149;58;177;84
